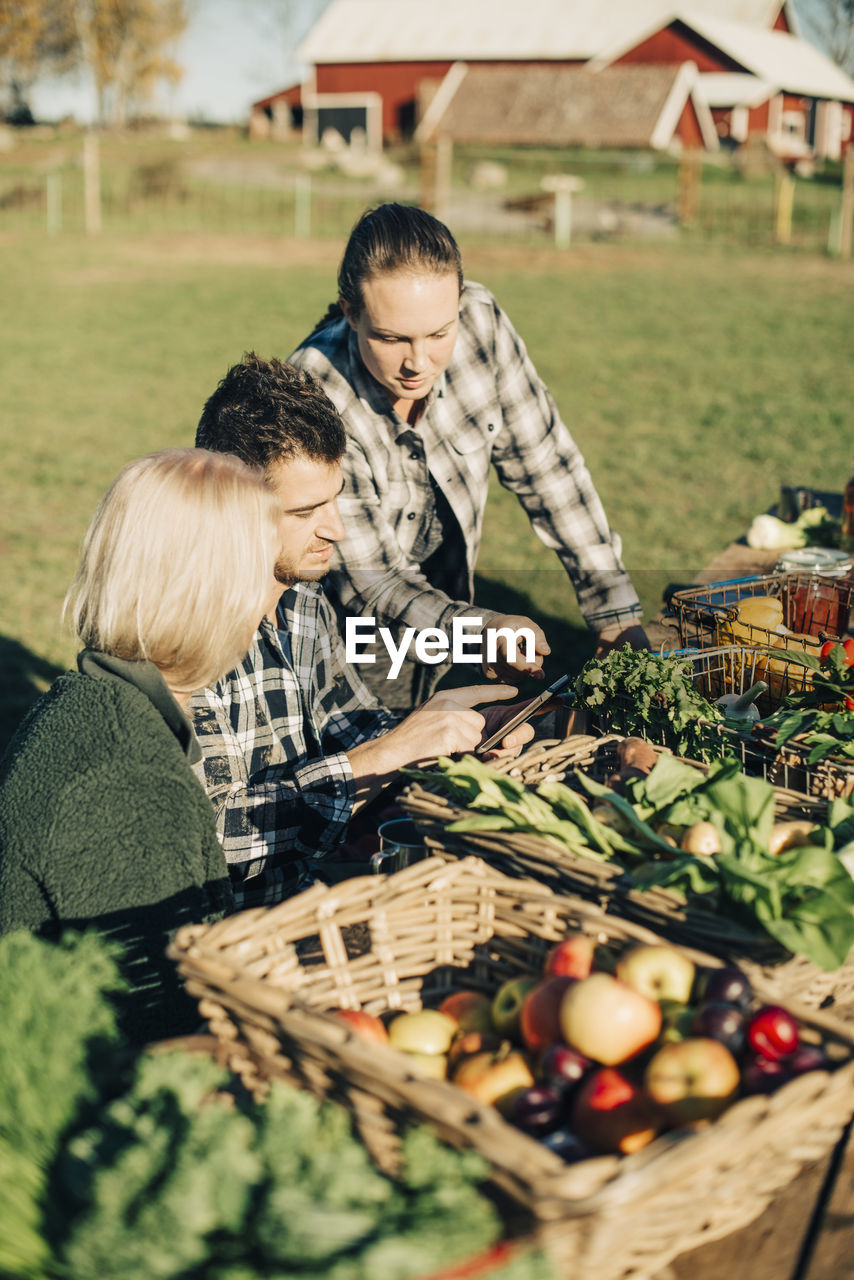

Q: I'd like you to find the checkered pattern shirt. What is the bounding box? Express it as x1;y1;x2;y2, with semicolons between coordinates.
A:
288;279;642;637
189;583;399;909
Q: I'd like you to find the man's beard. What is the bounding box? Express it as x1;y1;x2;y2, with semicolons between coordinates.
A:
274;553;331;587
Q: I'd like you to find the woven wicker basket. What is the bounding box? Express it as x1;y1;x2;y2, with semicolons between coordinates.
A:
669;571;853;650
400;734;853;1011
170;856;854;1280
588;644;854;800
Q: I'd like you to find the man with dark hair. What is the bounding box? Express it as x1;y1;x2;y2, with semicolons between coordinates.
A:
190;354;531;907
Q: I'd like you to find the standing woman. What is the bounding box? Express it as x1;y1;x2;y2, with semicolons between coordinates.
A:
0;449;283;1043
288;202;648;711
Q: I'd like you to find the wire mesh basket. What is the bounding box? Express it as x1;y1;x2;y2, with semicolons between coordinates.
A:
669;571;853;650
588;644;854;799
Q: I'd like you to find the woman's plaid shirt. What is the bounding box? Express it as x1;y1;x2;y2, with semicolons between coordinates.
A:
289;280;643;639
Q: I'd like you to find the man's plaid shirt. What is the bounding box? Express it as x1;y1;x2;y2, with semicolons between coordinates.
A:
289;280;643;638
189;583;398;909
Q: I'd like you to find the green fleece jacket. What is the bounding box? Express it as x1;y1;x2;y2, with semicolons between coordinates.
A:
0;652;234;1044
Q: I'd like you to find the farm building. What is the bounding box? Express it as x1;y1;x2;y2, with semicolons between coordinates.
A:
252;0;854;160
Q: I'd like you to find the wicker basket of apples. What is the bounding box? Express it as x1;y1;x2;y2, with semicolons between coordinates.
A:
169;856;854;1280
400;733;854;1013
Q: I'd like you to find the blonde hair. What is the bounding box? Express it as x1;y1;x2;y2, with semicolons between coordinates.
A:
65;449;281;692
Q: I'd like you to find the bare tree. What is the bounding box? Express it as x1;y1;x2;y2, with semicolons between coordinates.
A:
0;0;188;125
72;0;188;126
798;0;854;73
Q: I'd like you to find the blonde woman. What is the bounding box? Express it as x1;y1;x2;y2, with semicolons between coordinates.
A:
0;449;282;1043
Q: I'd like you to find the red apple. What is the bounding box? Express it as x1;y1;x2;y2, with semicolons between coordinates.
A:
453;1046;535;1115
491;976;539;1041
388;1010;457;1055
331;1008;389;1045
519;975;576;1054
644;1037;740;1125
747;1005;799;1061
438;990;494;1035
544;933;595;979
570;1067;659;1155
559;972;662;1066
616;943;695;1004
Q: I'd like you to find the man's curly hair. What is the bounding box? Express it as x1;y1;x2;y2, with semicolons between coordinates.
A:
196;352;346;469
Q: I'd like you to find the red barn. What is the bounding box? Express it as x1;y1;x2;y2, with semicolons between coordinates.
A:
252;0;854;158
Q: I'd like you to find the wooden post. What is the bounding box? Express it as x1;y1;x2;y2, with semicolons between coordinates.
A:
677;149;701;225
775;170;794;245
541;174;584;248
83;132;101;235
46;171;62;235
838;146;854;260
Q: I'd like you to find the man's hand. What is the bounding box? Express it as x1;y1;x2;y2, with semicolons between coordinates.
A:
478;698;541;760
346;684;519;808
594;622;650;657
480;614;550;683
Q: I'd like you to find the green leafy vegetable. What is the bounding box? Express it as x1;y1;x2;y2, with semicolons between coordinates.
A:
409;754;854;970
573;647;729;760
0;932;552;1280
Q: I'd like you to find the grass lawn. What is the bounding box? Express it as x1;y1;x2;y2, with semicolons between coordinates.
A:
1;229;852;748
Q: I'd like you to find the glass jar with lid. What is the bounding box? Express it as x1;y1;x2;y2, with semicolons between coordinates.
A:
776;548;852;637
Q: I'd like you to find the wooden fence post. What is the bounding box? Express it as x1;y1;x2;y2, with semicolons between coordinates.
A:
46;171;62;234
838;147;854;260
677;149;701;225
83;132;101;235
541;174;584;248
775;170;794;245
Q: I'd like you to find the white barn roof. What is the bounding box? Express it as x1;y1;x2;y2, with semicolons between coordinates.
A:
696;72;774;108
685;14;854;100
298;0;795;64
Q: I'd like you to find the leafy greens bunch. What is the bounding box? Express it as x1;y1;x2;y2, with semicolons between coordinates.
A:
0;930;553;1280
756;642;854;765
573;647;727;760
408;754;854;971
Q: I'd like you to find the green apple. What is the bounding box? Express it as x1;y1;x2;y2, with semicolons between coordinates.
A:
559;972;662;1066
387;1010;457;1055
491;976;539;1041
400;1051;448;1081
644;1037;740;1125
657;999;696;1045
616;943;696;1004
